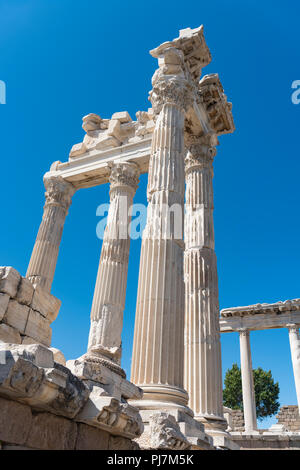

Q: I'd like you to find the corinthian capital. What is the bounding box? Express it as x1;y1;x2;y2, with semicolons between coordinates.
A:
43;175;76;211
149;47;195;115
184;133;217;172
109;162;140;193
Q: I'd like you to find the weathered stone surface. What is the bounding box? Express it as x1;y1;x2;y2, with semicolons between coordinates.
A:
276;405;300;432
0;267;21;298
0;293;9;321
149;412;190;450
48;362;90;418
0;323;21;344
16;277;34;306
111;111;132;123
31;285;61;323
0;396;32;445
24;309;52;346
21;335;41;345
0;343;54;368
3;300;30;333
76;423;109;450
0;354;44;397
50;347;66;366
25;412;77;450
109;436;139;450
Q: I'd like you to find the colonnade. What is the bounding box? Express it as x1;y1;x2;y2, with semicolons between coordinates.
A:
26;29;235;434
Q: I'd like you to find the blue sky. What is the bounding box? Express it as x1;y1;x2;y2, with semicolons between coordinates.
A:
0;0;299;428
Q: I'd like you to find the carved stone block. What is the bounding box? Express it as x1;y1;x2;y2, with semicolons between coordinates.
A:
0;266;21;298
3;299;30;333
0;293;9;321
0;396;32;446
25;412;77;450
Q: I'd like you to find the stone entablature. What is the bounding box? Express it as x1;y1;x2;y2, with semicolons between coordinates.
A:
220;298;300;332
221;298;300;318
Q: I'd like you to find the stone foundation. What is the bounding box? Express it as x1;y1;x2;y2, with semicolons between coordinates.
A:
0;341;143;450
0;395;137;450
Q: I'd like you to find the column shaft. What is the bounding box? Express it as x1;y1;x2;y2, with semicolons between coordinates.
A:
239;329;257;432
26;176;75;293
184;138;226;430
288;324;300;413
88;162;139;370
131;98;189;410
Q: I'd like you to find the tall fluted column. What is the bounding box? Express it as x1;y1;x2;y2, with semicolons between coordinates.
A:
184;135;227;430
26;175;75;293
287;324;300;414
239;329;257;432
131;47;193;412
87;162;139;374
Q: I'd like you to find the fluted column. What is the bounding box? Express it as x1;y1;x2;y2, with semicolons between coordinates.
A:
26;175;75;293
184;135;227;430
87;162;139;374
239;329;257;432
287;324;300;414
131;48;193;412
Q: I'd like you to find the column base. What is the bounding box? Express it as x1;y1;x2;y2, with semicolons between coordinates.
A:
193;413;240;449
84;351;126;378
194;413;228;432
129;384;192;416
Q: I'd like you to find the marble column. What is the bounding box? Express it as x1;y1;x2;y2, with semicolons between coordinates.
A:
26;175;75;293
87;162;139;374
239;329;257;433
287;324;300;414
184;135;227;431
130;48;192;412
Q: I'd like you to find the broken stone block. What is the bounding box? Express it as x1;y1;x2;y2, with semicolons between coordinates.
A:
0;396;32;446
24;309;52;347
82;113;101;132
0;266;21;298
31;285;61;323
95;134;120;149
0;343;54;368
16;277;34;306
107;119;122;141
0;293;9;321
0;323;21;344
50;347;66;366
3;299;30;333
25;412;77;450
69;142;87;158
111;111;132;123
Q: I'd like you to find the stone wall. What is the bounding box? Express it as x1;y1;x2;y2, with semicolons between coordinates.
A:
276;406;300;432
224;407;245;432
0;395;137;450
0;266;60;346
231;409;245;431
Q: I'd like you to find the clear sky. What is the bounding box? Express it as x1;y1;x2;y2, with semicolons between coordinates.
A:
0;0;299;428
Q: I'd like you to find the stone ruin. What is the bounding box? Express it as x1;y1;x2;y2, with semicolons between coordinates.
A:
0;25;299;451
